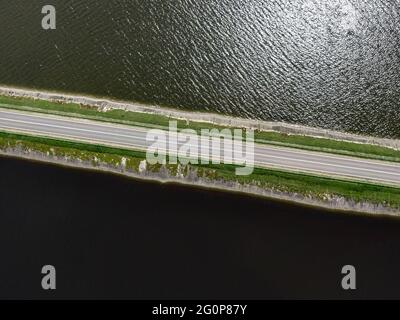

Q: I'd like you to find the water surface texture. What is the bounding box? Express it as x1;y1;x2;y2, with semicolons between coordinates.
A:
1;156;400;299
0;0;400;137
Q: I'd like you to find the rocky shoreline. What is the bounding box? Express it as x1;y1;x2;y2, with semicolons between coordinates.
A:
1;146;398;217
1;85;400;150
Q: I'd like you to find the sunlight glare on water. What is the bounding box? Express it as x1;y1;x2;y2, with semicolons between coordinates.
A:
0;0;399;137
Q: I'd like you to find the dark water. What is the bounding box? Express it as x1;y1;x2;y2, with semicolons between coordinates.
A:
1;156;400;299
1;1;400;137
2;1;400;300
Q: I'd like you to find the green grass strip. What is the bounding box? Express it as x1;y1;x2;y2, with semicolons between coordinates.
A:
1;94;400;162
1;130;399;210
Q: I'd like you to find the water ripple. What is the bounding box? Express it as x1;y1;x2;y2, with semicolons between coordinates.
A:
0;0;399;137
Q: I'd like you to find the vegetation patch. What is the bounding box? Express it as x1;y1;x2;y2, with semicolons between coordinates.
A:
1;131;399;211
1;94;400;162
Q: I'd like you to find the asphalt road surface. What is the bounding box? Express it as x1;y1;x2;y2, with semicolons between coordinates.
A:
1;108;400;186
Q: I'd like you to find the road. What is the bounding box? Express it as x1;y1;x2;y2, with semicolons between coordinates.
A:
0;108;400;186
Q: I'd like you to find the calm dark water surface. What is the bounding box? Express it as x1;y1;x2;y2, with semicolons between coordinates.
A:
1;1;400;299
1;156;400;299
1;1;400;136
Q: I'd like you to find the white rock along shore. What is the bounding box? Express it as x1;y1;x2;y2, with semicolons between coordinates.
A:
1;85;400;150
1;147;399;217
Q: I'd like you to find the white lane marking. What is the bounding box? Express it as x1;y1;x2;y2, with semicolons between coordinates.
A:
3;125;400;185
254;142;400;168
1;118;400;181
255;153;400;176
1;125;400;185
0;109;151;134
1;113;399;171
2;108;400;169
0;125;149;151
1;116;400;178
0;116;146;140
251;161;400;185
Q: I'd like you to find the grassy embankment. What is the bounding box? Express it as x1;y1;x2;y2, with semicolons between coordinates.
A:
1;95;400;162
1;131;400;211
